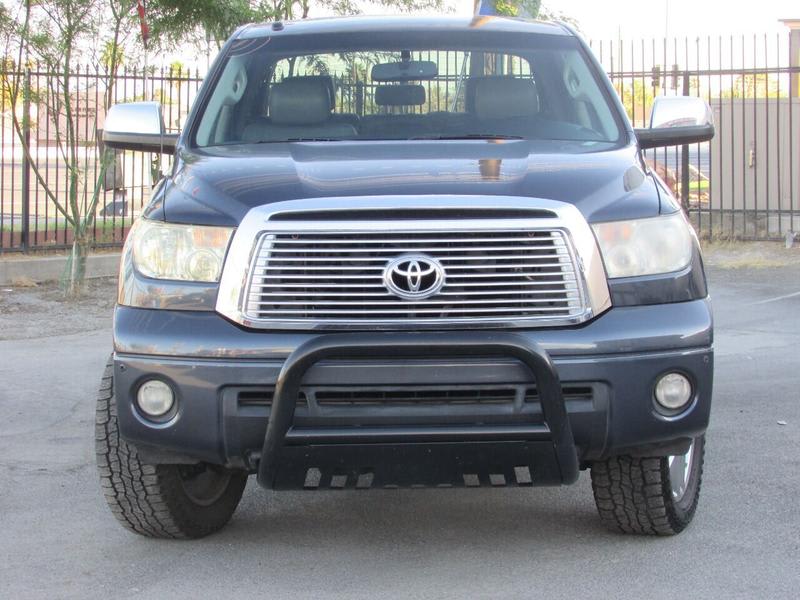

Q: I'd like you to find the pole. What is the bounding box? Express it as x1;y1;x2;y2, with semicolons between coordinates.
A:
21;67;31;251
680;72;691;211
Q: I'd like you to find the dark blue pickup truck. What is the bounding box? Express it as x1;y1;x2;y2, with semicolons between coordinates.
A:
98;15;715;539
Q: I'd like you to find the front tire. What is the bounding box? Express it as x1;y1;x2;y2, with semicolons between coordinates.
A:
95;359;248;539
590;435;705;535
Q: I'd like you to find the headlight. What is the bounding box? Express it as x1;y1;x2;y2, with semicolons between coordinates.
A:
592;212;694;279
129;219;233;282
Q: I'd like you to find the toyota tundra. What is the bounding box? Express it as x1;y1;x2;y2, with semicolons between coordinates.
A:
97;15;715;539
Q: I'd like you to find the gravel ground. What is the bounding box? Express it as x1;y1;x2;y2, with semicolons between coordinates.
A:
702;240;800;269
0;277;117;341
0;255;798;600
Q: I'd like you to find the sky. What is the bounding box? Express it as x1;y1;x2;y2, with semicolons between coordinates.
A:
442;0;799;40
186;0;800;71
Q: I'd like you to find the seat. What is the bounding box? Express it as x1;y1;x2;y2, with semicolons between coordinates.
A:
242;78;357;143
468;76;605;141
281;75;360;128
470;76;540;118
360;84;430;139
467;76;541;136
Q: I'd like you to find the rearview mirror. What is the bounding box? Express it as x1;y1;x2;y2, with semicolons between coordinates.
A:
635;96;715;149
371;60;438;82
103;102;179;154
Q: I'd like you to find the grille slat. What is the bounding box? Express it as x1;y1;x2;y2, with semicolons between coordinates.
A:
249;289;578;298
249;306;577;315
258;252;561;263
264;244;564;254
248;300;575;307
257;262;570;272
259;235;562;244
244;229;587;326
254;271;577;281
250;280;579;289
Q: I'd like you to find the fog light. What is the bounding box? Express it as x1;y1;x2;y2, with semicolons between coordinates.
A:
655;373;693;411
137;380;175;417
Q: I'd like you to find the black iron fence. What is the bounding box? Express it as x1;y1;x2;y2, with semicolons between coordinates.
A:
591;35;799;241
1;34;798;252
0;65;204;252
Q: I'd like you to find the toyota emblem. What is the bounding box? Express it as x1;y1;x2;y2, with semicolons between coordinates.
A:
383;254;446;300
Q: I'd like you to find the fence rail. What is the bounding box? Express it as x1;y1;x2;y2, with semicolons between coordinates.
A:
0;65;204;252
1;33;798;252
592;34;799;240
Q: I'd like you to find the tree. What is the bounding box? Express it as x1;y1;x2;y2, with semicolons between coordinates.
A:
475;1;581;31
620;79;655;127
489;0;541;17
0;0;136;296
169;59;185;110
720;74;787;99
144;0;445;49
143;1;273;48
100;1;135;112
538;4;581;31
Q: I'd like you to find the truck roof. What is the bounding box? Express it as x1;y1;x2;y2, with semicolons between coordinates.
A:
238;15;570;40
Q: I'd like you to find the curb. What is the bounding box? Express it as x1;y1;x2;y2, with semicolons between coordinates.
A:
0;253;121;285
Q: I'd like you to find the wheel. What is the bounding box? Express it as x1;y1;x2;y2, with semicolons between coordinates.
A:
590;435;705;536
95;359;248;539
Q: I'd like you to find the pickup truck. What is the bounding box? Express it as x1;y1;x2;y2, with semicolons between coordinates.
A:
97;15;715;539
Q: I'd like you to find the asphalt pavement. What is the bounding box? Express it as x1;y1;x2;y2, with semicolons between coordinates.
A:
1;264;798;600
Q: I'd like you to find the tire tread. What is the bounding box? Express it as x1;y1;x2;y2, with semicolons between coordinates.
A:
590;441;704;536
95;359;246;539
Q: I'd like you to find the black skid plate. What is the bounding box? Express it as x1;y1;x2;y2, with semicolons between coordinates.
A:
272;441;562;490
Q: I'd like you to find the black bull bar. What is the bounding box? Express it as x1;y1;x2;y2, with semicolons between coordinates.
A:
256;332;580;489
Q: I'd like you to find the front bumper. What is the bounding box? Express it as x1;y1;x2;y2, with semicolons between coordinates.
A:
112;299;713;486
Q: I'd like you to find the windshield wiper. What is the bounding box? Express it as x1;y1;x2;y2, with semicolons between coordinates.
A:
284;137;345;142
245;138;346;144
411;134;524;141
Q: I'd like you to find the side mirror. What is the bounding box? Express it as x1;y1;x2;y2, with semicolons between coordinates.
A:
635;96;715;150
103;102;179;154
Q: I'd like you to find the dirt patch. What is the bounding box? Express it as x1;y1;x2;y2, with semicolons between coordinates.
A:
0;277;117;341
701;241;800;269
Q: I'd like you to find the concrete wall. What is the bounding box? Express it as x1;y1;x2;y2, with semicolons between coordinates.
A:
0;253;121;285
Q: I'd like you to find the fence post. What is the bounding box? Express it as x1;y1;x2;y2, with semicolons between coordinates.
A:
20;67;31;251
680;71;691;211
355;81;364;116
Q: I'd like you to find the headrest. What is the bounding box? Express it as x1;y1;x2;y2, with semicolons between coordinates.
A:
269;78;332;125
375;84;426;107
470;77;540;120
282;75;335;110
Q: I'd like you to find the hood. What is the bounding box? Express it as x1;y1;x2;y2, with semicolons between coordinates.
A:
153;139;660;227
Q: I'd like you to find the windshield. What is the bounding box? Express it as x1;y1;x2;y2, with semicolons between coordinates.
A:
193;31;623;147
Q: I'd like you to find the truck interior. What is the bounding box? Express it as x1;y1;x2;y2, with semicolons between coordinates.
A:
193;36;623;147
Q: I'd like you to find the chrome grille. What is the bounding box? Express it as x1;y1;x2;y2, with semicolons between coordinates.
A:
242;229;589;328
